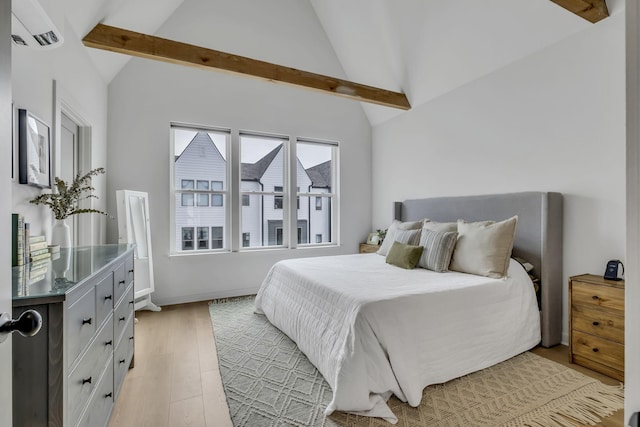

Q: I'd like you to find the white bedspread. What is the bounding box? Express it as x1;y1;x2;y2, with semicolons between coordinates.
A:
254;254;540;423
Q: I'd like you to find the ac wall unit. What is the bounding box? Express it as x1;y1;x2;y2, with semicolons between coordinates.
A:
11;0;64;49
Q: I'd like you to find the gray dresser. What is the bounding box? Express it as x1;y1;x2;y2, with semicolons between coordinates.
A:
12;244;136;427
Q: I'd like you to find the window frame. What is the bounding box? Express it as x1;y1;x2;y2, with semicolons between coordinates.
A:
170;124;231;255
170;125;339;255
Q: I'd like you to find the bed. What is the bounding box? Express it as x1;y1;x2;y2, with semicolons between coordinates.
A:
255;192;563;423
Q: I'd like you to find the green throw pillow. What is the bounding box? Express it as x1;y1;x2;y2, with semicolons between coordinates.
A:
386;241;424;269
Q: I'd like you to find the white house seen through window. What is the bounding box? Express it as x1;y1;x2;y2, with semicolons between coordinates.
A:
171;125;337;253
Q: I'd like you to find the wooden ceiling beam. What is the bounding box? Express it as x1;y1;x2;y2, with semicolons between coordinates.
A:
83;23;411;110
550;0;609;23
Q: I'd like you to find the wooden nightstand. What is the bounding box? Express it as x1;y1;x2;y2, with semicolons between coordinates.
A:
359;243;380;254
569;274;624;381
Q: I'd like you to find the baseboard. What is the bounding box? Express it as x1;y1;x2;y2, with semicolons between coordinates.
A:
153;286;260;307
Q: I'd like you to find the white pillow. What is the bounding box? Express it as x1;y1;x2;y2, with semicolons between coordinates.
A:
376;220;422;256
422;219;458;233
449;216;518;278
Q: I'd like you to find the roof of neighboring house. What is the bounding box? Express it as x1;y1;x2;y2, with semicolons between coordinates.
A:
176;134;330;187
306;160;331;188
174;131;223;162
241;144;283;181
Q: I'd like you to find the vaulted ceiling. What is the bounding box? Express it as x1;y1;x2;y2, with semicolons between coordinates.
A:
62;0;624;126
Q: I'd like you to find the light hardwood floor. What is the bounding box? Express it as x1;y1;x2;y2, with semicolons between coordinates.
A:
109;302;623;427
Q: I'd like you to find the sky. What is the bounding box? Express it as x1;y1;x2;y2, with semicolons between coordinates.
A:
173;129;331;168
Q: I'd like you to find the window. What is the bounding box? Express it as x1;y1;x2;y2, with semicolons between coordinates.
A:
241;134;286;248
297;140;336;246
182;227;194;250
197;194;209;206
181;193;194;206
172;126;229;252
211;181;223;206
274;186;283;209
212;227;223;249
197;227;209;249
172;125;338;253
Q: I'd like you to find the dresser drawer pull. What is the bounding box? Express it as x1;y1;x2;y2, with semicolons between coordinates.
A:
105;392;113;398
119;280;126;285
119;316;126;322
105;340;113;346
592;321;600;326
119;359;126;364
82;377;92;385
591;295;600;300
82;318;92;325
592;348;599;352
129;300;135;305
104;295;112;301
129;336;134;340
128;269;134;273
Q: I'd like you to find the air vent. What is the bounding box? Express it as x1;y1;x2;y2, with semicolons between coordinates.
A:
11;34;27;46
11;0;63;49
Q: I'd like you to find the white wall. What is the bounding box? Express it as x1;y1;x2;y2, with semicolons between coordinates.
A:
106;0;372;305
372;14;625;345
11;18;109;242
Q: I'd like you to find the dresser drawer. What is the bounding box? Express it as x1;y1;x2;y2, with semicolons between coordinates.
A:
571;281;624;312
114;315;135;398
571;330;624;372
67;317;114;427
67;287;96;368
125;255;134;286
95;272;114;328
572;304;624;343
114;283;134;343
113;261;127;304
77;359;114;427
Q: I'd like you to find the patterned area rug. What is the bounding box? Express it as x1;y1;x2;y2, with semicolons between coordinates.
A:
209;297;623;427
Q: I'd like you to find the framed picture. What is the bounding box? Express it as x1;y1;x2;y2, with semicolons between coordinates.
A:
18;109;51;188
366;232;380;245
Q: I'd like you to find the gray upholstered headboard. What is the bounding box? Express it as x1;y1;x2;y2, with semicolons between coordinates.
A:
394;192;563;347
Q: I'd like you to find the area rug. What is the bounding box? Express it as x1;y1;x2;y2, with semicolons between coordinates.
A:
209;297;623;427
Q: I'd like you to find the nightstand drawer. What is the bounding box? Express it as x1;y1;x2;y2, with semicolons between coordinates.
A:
571;281;623;312
571;330;624;372
359;243;379;254
572;304;624;343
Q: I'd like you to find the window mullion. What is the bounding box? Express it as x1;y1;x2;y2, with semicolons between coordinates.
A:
230;129;240;252
288;137;297;249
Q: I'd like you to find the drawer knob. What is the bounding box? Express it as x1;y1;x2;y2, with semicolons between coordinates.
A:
129;336;134;340
119;316;126;322
129;300;134;305
105;392;113;398
592;321;600;326
105;340;113;347
104;295;112;301
591;295;600;300
82;377;92;385
119;280;126;285
119;359;126;364
592;348;599;352
82;318;92;325
128;269;134;273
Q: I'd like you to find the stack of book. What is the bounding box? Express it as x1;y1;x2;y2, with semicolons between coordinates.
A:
28;235;50;282
11;213;25;267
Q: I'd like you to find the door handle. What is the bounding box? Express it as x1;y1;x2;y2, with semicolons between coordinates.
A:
0;310;43;343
